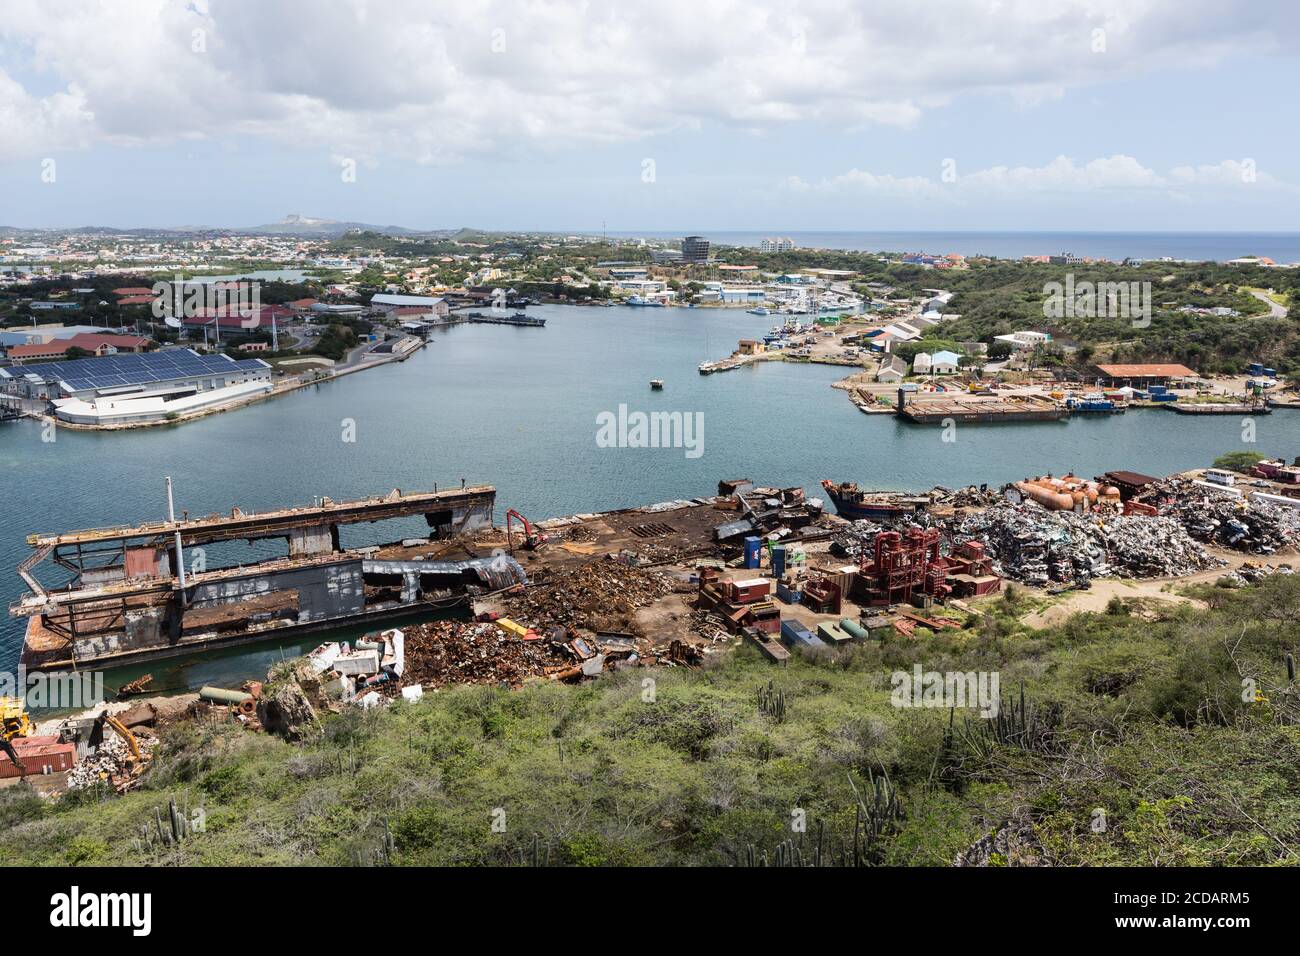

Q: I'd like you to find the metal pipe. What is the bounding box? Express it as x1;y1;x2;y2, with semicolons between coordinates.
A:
166;476;188;603
198;686;252;705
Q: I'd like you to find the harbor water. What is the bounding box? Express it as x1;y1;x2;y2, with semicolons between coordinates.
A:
3;302;1297;688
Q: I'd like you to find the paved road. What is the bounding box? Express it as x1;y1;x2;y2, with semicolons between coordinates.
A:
1249;288;1289;319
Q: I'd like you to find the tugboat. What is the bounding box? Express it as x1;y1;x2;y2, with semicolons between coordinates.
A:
650;379;664;390
821;479;930;521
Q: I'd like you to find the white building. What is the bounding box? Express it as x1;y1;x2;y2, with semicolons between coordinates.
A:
931;350;961;374
876;355;907;382
760;237;796;253
912;352;932;374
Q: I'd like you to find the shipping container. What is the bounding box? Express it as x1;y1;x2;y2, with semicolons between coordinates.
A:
0;740;76;779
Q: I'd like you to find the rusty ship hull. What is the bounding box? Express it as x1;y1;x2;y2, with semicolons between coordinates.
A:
13;483;524;672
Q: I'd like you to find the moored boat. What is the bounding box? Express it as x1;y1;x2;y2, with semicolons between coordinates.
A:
821;479;930;521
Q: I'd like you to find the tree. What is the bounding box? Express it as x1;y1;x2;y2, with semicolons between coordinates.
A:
62;346;92;361
1212;451;1266;474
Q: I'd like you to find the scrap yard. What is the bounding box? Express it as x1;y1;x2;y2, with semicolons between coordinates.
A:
8;462;1299;796
14;463;1300;689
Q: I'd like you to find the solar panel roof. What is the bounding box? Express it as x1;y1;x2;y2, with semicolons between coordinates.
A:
1;349;270;391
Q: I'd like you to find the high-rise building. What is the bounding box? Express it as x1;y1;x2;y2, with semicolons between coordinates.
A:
760;237;796;253
681;236;710;264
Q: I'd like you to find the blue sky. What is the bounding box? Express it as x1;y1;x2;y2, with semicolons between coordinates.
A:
1;0;1297;232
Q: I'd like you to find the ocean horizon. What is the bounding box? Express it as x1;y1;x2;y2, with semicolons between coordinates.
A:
604;230;1300;264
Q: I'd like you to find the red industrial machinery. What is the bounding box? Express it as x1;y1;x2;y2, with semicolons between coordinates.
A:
856;527;950;606
505;509;547;553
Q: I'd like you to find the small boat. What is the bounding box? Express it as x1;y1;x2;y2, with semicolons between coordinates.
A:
650;379;664;390
747;307;771;315
821;480;931;521
627;295;666;307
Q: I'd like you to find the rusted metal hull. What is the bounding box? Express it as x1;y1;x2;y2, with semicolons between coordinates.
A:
14;484;509;672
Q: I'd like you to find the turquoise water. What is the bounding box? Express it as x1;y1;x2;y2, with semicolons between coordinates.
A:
3;302;1297;682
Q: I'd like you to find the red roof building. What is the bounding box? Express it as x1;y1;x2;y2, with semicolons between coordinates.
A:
6;332;152;363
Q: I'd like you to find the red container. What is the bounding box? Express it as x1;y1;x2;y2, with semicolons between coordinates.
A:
0;740;76;779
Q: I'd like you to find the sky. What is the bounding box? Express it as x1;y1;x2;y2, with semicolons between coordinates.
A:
0;0;1298;232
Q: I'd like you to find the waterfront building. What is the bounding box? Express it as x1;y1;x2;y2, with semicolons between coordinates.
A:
681;236;710;264
0;349;272;424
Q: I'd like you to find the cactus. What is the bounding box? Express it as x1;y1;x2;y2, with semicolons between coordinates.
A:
1287;652;1295;684
757;680;787;723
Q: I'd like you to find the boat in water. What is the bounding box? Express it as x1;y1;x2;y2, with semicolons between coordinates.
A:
747;307;771;315
627;295;666;307
650;379;664;390
821;480;930;521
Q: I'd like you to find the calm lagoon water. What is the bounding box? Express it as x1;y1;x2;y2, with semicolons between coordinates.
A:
3;303;1296;684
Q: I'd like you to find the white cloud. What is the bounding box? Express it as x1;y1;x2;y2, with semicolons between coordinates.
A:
0;0;1294;163
790;155;1297;200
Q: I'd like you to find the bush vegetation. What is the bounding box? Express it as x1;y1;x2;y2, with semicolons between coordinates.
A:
2;575;1297;867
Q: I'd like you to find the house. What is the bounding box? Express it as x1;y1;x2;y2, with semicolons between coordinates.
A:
994;331;1052;348
738;339;765;355
931;350;961;374
912;352;932;375
876;355;907;382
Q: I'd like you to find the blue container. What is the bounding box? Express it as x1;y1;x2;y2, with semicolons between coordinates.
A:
775;583;801;604
780;619;823;650
1249;363;1264;376
771;545;787;579
743;536;762;569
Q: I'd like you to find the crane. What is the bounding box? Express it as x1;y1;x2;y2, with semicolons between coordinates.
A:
505;509;546;554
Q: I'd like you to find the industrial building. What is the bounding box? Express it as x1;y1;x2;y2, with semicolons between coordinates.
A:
0;323;113;349
0;349;272;425
369;293;449;317
1092;363;1196;388
5;332;151;363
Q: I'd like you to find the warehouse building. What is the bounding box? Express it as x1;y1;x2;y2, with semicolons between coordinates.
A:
1092;363;1196;387
0;349;272;425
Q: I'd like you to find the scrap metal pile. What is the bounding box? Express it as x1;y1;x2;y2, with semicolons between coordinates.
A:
944;502;1222;585
1142;480;1300;554
500;562;678;632
66;731;158;791
401;620;571;688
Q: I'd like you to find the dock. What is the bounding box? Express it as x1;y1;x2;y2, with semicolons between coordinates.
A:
14;484;505;671
1170;402;1271;415
895;388;1067;424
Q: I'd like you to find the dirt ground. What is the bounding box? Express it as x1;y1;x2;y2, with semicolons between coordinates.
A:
1020;549;1259;628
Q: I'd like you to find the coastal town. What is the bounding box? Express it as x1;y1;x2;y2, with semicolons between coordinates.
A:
1;227;1295;428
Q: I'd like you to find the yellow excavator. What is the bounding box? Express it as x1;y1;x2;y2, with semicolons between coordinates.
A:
0;696;32;776
95;711;150;781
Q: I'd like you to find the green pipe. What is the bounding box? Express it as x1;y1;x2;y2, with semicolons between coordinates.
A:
199;686;252;705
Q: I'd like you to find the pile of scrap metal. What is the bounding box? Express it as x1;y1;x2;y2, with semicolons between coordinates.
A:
499;561;678;632
397;619;657;689
1216;562;1295;587
713;480;827;546
945;501;1221;585
929;484;1004;509
303;628;406;709
1136;478;1300;554
61;711;157;792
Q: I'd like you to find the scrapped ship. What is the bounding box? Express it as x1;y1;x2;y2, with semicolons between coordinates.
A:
820;480;931;522
13;482;526;672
